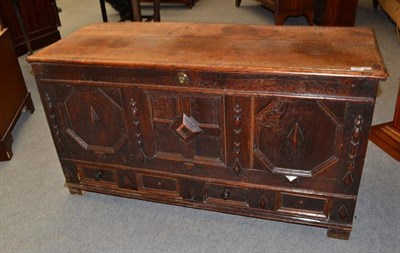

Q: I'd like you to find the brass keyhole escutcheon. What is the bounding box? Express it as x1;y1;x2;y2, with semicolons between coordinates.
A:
176;72;189;86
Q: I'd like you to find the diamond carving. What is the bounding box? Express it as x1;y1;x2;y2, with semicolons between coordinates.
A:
285;175;298;182
342;172;353;188
129;99;147;162
343;115;363;189
338;204;349;221
259;196;267;209
232;159;242;176
171;114;203;143
287;123;304;152
232;104;243;176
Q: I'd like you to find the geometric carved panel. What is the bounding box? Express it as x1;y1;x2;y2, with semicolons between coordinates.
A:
254;99;344;177
149;91;223;163
61;86;127;155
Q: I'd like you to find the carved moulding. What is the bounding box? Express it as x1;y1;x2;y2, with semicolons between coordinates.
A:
232;104;243;175
343;115;363;188
44;91;64;152
129;98;147;162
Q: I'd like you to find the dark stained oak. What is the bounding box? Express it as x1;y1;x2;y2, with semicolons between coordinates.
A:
0;27;34;161
314;0;359;27
27;22;387;239
0;0;61;56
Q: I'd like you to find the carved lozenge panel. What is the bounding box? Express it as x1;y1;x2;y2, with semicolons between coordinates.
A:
148;91;224;163
254;98;345;177
56;85;128;158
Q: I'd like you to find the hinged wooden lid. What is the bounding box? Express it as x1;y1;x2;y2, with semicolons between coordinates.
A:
27;22;388;79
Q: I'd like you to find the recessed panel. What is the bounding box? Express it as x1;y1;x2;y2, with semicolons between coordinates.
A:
60;86;127;155
254;98;344;176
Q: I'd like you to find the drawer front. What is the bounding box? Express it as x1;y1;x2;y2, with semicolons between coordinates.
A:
249;189;276;211
206;184;249;206
78;166;117;186
278;192;329;218
67;162;355;225
138;174;179;195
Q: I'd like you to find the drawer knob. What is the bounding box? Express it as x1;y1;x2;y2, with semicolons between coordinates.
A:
176;72;189;85
94;171;102;181
221;189;231;200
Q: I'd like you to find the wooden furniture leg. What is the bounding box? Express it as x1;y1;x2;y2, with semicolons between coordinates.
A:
0;134;14;161
131;0;142;21
327;229;351;240
369;90;400;161
153;0;161;21
100;0;160;22
373;0;379;10
0;93;35;161
69;188;84;195
24;93;35;113
274;0;314;26
99;0;108;22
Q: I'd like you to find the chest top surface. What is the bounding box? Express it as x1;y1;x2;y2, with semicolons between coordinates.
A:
27;22;387;79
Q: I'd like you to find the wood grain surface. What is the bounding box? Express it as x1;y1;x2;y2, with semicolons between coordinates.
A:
28;22;387;79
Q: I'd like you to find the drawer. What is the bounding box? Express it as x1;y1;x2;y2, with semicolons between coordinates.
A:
277;192;329;218
138;174;179;196
249;189;276;211
206;184;249;206
78;166;117;186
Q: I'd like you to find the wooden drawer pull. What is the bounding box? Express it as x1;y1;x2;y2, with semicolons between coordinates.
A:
221;189;231;200
94;171;102;181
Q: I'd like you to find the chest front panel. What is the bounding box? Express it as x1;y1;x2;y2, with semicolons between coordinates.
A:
37;69;375;200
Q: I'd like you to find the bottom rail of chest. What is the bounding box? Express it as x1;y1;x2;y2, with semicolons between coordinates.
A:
63;163;356;240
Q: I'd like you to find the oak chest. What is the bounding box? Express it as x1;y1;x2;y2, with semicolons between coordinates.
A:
28;22;387;239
